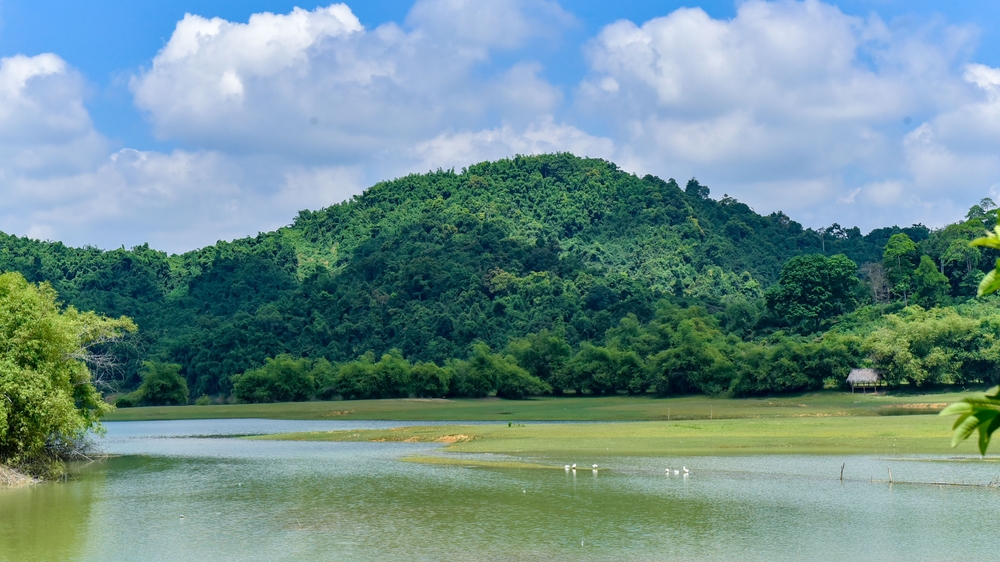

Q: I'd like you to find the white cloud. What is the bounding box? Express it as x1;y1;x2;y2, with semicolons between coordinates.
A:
1;2;578;251
11;0;1000;251
4;148;365;253
412;116;614;171
0;54;107;176
130;1;575;163
0;53;364;252
577;0;993;229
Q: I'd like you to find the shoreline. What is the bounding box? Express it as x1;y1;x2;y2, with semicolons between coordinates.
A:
0;464;37;487
104;391;965;423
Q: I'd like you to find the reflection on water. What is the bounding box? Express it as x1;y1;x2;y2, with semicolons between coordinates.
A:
2;419;999;561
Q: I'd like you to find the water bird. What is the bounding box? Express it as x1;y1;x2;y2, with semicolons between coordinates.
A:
565;465;571;470
674;470;679;475
592;464;598;469
683;466;689;473
572;463;577;469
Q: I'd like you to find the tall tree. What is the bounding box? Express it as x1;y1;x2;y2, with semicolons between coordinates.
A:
912;255;950;308
883;233;919;305
765;254;861;331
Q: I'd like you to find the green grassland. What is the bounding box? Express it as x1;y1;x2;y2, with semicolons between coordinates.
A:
104;391;963;422
251;415;977;457
107;391;985;458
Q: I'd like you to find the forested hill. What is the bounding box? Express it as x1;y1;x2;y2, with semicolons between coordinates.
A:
0;154;928;396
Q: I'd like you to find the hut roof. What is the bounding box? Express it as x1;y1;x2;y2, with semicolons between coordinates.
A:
847;368;880;384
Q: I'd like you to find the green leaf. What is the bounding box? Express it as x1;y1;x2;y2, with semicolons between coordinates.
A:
982;414;1000;456
942;387;1000;452
978;267;1000;297
952;413;984;446
970;227;1000;250
939;402;973;417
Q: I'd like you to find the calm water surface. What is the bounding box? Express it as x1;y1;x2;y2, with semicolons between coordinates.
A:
1;419;998;561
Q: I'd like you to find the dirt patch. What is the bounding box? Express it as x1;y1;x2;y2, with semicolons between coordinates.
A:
403;437;420;443
436;434;473;443
0;465;36;487
895;403;948;409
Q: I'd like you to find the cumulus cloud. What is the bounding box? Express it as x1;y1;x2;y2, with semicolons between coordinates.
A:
0;51;364;252
577;0;992;229
0;54;107;176
412;117;613;171
3;1;580;251
130;0;575;164
10;0;1000;251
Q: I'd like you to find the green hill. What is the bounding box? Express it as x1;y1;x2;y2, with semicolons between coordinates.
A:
0;154;945;396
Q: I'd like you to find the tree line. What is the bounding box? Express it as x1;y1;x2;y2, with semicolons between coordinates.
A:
1;154;999;406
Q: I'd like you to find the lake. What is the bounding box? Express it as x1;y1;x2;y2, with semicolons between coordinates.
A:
1;419;998;561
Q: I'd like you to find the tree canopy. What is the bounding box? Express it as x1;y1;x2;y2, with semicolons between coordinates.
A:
2;153;998;409
0;272;135;470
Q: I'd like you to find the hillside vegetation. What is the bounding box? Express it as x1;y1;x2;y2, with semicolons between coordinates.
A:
0;153;995;402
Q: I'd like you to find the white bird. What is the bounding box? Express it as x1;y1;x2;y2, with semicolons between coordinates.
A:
683;466;689;473
592;464;598;469
572;463;577;469
565;465;571;470
665;468;670;473
674;470;679;475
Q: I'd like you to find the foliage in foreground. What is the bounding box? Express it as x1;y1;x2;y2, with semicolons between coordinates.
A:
942;226;1000;454
0;272;135;471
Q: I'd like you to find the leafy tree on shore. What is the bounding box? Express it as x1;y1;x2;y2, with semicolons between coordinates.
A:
0;272;135;472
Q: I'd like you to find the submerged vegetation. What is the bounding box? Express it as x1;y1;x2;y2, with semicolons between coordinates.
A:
0;154;998;407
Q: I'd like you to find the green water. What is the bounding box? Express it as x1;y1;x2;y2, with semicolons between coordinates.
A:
2;419;999;561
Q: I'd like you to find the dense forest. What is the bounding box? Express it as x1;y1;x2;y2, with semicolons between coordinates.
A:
1;153;998;404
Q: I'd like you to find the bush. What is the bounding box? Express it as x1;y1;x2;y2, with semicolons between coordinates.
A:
0;272;135;469
410;362;452;398
128;362;189;406
333;350;414;399
231;354;315;403
561;343;644;395
451;343;549;399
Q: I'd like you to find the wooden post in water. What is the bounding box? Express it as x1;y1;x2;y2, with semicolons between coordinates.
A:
887;466;893;484
840;463;845;481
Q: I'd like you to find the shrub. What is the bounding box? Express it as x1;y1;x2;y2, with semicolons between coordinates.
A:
129;362;189;406
231;354;315;403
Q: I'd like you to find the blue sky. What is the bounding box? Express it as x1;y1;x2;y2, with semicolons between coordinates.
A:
1;0;999;251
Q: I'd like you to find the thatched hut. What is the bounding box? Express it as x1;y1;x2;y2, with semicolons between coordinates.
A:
847;368;882;393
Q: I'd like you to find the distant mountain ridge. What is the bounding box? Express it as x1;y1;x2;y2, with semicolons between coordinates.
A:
0;153;927;395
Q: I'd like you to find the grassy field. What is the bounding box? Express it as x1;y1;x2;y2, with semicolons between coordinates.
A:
104;390;965;422
251;415;978;457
